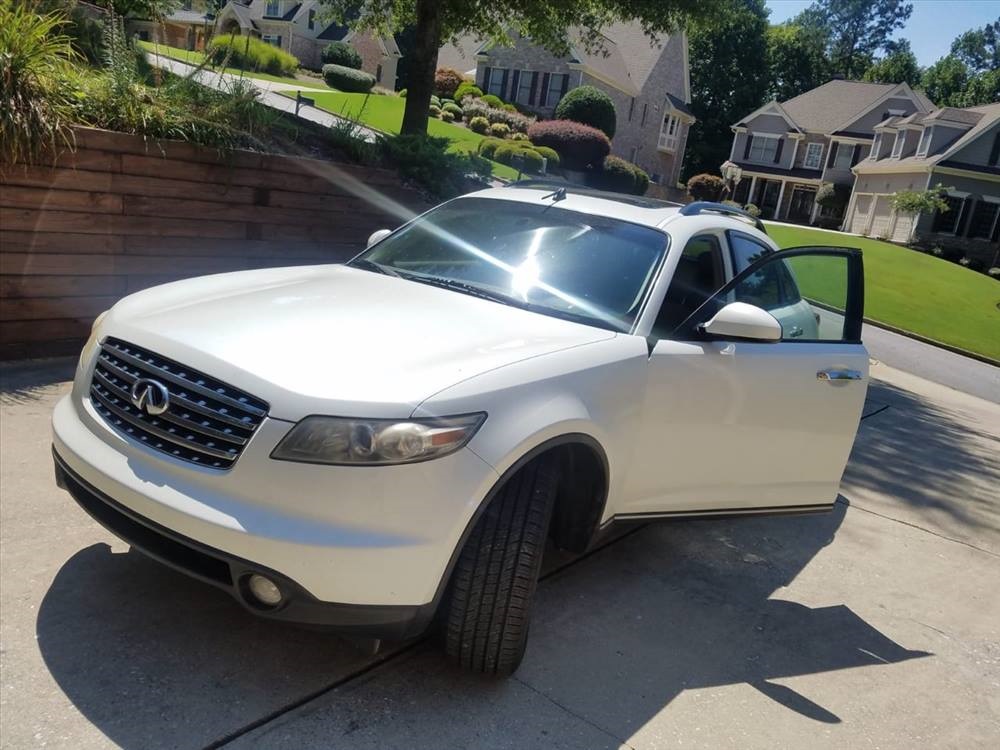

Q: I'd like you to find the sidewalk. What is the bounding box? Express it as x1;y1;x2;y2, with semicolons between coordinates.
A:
1;358;997;748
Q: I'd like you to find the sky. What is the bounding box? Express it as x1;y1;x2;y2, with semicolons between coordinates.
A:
765;0;1000;66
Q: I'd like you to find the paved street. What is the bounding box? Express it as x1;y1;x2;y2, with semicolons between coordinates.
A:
1;352;998;749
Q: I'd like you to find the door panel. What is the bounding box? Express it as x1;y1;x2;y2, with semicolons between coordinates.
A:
621;246;867;517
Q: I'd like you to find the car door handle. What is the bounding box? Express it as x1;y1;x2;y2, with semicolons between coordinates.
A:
817;369;863;382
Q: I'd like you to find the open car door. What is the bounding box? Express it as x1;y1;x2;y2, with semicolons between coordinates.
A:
623;246;868;518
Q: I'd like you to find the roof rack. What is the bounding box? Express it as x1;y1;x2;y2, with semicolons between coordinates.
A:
507;179;684;209
678;201;767;234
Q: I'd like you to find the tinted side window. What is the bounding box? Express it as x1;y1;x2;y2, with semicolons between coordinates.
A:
655;235;725;337
729;233;800;312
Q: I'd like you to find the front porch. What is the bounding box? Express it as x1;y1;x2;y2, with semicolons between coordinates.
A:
731;173;829;225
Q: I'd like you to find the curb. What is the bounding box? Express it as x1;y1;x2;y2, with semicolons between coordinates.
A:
863;317;1000;368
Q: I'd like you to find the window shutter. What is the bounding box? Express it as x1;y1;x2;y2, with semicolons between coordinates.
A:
743;135;752;159
500;69;509;99
559;74;569;101
989;131;1000;166
483;67;492;93
510;70;520;101
827;142;838;167
540;73;550;105
851;144;861;166
773;138;784;163
628;98;635;121
528;72;539;105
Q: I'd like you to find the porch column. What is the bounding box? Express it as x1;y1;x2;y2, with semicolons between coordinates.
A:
810;192;821;224
774;180;788;221
748;176;758;205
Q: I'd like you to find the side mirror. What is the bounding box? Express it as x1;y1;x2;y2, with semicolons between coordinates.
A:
367;228;392;247
700;302;781;342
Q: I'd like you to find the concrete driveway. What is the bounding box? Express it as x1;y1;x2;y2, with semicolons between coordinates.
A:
1;357;998;749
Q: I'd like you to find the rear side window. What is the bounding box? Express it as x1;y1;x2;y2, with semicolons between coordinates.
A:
728;232;801;311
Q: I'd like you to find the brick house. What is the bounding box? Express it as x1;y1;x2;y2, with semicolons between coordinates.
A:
441;25;695;188
844;103;999;252
213;1;401;86
727;80;933;224
128;1;214;51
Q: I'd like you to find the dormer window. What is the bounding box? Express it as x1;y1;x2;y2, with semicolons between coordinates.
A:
265;1;280;17
916;127;933;157
891;132;905;158
870;133;883;159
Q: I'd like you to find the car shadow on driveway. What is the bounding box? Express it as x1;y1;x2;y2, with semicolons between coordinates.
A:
36;500;930;749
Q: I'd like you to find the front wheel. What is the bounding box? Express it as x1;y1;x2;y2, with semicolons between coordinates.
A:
442;458;557;676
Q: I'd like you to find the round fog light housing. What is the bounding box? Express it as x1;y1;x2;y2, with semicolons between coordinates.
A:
247;574;283;607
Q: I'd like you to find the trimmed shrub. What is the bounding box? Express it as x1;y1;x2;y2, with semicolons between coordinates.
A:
434;68;464;98
743;203;761;218
321;41;362;69
477;137;506;159
554;85;616;138
430;94;441;108
533;145;560;168
469;115;489;134
440;98;455;106
494;146;545;174
527;120;610;170
587;155;638;194
489;122;511;138
988;267;1000;279
208;34;298;76
399;88;407;97
441;110;455;122
960;257;985;272
428;104;441;118
633;166;649;196
322;63;375;93
442;102;463;117
379;134;487;198
686;173;724;201
481;94;503;108
455;82;483;101
502;102;517;112
493;144;519;164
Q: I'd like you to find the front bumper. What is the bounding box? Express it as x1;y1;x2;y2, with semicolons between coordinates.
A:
52;392;500;633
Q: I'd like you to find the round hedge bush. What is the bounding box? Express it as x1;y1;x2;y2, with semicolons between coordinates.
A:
441;110;455;122
321;41;362;69
489;122;511;138
429;104;441;117
469;116;489;134
494;146;545;174
322;63;375;93
399;88;407;97
511;132;529;141
477;137;506;159
587;155;637;193
455;82;483;101
442;102;463;117
434;68;465;98
533;145;560;168
553;85;616;138
481;94;503;108
527;120;611;170
686;173;725;201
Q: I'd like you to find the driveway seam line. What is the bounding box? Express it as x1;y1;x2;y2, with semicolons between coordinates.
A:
513;675;636;749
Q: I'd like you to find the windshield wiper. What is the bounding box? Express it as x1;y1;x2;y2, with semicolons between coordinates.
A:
350;258;402;278
404;275;518;305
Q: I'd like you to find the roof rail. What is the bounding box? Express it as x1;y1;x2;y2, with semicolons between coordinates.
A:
507;179;684;209
679;201;767;234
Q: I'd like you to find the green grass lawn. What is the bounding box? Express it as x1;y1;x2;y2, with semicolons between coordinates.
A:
137;41;331;89
766;223;1000;360
299;91;520;181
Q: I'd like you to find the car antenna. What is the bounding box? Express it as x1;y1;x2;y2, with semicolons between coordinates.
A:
541;187;566;202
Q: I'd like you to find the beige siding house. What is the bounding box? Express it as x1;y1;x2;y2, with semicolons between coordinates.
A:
214;1;401;86
728;80;933;224
441;25;695;189
845;103;1000;255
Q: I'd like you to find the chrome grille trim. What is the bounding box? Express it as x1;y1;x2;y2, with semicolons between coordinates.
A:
89;338;269;470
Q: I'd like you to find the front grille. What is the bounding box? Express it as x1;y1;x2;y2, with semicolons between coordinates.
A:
89;337;269;470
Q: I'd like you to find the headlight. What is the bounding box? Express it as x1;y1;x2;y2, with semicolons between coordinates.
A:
78;310;109;370
271;413;487;466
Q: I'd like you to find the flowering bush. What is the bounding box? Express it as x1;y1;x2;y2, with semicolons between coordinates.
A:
686;173;724;201
489;122;511;138
434;68;464;98
527;120;610;170
468;115;489;134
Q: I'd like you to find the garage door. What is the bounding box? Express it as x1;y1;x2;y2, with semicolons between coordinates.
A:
869;196;893;238
891;211;915;243
849;195;872;234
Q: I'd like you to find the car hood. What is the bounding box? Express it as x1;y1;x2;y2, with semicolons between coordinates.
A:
102;265;616;421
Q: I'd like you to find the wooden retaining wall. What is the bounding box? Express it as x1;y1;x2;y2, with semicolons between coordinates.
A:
0;128;430;360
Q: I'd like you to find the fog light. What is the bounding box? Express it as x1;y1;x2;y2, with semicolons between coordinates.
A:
247;574;282;606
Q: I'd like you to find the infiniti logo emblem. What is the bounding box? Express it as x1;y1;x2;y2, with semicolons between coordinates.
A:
130;378;170;416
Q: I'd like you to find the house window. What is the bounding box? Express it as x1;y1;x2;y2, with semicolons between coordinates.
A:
932;195;965;234
871;133;883;159
265;1;280;17
891;132;905;158
516;70;533;104
747;134;779;163
658;113;680;152
916;127;933;157
486;67;507;97
989;131;1000;166
545;73;568;107
308;10;315;30
803;142;824;170
833;142;855;169
376;64;382;82
262;34;282;47
968;200;1000;240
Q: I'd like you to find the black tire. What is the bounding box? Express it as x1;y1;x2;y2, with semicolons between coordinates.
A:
443;458;557;676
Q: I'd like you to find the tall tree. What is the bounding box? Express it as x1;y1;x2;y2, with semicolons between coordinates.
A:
862;38;921;86
767;22;831;101
919;55;968;108
684;0;770;179
950;16;999;73
795;0;913;79
320;0;723;135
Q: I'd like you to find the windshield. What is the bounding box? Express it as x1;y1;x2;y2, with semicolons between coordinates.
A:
350;197;669;331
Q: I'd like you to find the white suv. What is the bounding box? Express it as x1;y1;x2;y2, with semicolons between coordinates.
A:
52;185;869;675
